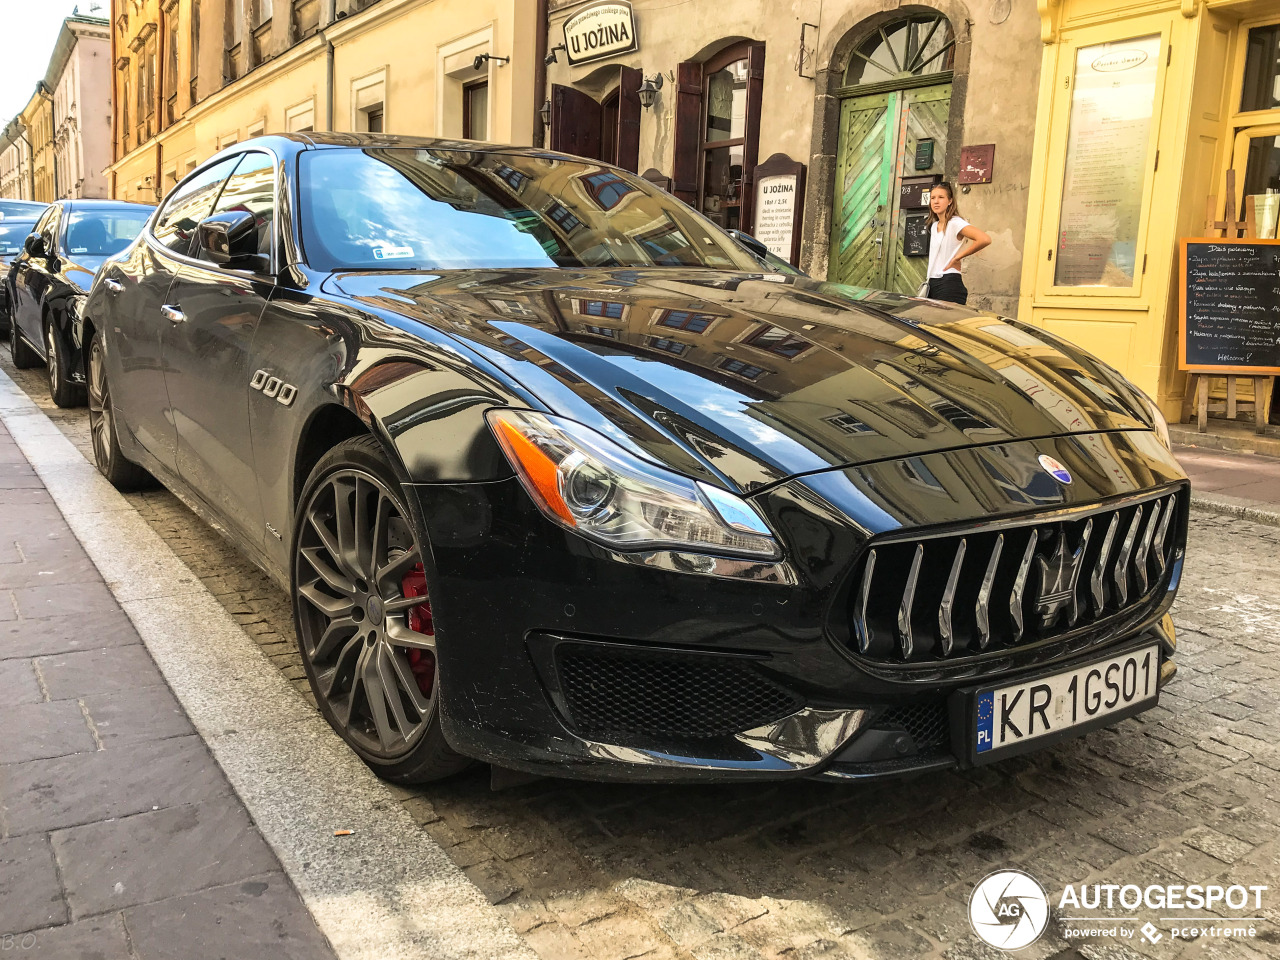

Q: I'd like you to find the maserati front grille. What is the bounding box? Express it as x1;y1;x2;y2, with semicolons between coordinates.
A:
846;489;1183;665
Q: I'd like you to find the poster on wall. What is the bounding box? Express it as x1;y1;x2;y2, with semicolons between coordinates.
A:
1053;33;1162;288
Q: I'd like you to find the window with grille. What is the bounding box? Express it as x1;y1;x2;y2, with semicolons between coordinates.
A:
657;309;716;333
743;324;811;358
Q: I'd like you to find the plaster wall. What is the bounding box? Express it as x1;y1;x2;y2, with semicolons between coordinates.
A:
545;0;1041;316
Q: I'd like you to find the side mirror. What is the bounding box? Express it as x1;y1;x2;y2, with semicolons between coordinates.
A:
23;233;46;259
196;210;268;272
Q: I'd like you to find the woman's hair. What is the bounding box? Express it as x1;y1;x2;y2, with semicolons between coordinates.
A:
929;182;960;225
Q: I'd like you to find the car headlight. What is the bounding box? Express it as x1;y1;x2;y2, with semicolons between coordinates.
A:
1142;393;1171;450
487;409;781;560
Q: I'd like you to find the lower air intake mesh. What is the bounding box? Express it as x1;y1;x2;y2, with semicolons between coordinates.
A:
876;702;950;751
558;648;802;741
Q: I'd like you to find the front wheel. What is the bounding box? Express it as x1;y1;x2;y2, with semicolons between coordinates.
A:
292;435;471;783
87;332;152;490
46;318;85;408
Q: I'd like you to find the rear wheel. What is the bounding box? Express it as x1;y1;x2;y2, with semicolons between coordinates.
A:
87;332;152;490
9;317;39;368
45;317;85;408
293;436;471;783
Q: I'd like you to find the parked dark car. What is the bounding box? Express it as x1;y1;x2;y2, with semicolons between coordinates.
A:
81;134;1186;785
0;199;49;334
8;199;153;405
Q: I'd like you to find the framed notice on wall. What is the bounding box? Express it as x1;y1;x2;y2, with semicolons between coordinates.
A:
1179;238;1280;375
1053;33;1162;289
751;153;805;266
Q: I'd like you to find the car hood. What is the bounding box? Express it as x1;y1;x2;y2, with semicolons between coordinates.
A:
330;268;1157;493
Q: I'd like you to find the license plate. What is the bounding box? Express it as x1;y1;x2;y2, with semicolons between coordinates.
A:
974;645;1160;758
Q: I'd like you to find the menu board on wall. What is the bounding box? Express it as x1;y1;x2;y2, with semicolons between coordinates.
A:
1053;34;1162;288
1179;239;1280;374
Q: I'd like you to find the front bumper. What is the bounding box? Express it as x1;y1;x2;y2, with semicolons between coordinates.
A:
415;430;1188;783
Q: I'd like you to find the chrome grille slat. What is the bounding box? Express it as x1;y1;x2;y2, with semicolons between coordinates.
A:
1113;504;1144;607
1132;500;1162;596
1090;513;1120;616
975;534;1003;650
1009;530;1039;643
854;548;877;654
897;544;924;660
846;490;1184;666
937;539;967;655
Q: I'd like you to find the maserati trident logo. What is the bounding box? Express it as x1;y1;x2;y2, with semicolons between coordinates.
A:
1031;525;1089;629
1038;454;1072;484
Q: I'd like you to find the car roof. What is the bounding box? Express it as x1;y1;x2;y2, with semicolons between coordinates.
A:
59;199;155;211
224;131;583;164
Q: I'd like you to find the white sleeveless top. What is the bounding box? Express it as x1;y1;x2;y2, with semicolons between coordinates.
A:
928;216;970;279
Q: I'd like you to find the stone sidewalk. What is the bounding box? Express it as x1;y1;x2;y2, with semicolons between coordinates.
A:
1175;444;1280;525
0;420;337;959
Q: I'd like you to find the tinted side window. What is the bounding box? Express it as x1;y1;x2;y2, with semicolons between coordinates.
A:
201;152;275;261
39;206;61;252
152;156;241;257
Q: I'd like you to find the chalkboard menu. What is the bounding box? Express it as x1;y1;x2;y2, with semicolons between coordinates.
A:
1179;238;1280;375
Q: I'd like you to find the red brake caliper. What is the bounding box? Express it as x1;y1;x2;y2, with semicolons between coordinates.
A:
400;563;436;697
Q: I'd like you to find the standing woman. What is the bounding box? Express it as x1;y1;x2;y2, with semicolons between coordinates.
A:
925;182;990;305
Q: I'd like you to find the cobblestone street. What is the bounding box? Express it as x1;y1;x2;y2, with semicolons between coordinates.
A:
6;352;1280;960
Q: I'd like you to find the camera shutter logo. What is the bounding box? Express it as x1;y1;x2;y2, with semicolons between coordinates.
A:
969;869;1049;950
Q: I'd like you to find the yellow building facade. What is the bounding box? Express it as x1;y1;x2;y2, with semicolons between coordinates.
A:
19;92;57;203
109;0;540;204
1020;0;1280;420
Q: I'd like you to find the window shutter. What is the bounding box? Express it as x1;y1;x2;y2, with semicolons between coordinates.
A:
739;42;766;233
616;66;642;173
672;60;702;204
549;84;604;160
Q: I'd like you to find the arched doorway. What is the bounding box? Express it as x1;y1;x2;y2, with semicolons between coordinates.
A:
829;13;955;293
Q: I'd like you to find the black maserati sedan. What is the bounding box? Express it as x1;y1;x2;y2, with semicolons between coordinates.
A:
80;134;1186;785
8;198;153;405
0;199;49;334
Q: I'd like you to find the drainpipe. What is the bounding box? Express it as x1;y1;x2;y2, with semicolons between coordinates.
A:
14;128;36;200
321;0;336;131
37;82;59;200
534;0;548;147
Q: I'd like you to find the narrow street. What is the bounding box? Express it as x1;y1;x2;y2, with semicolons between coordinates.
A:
3;351;1278;960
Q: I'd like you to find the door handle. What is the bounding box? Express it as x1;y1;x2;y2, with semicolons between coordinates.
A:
160;304;186;324
104;279;123;294
873;235;884;261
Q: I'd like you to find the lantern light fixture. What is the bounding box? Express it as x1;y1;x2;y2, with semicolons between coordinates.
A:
637;73;663;109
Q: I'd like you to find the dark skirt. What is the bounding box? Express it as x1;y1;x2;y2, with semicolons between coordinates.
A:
927;274;968;305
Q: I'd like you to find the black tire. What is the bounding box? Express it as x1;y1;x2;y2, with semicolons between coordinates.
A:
45;316;85;408
86;331;152;490
9;316;40;368
292;435;471;784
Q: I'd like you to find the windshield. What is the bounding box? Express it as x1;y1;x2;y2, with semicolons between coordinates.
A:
0;222;36;258
298;148;762;273
63;208;152;258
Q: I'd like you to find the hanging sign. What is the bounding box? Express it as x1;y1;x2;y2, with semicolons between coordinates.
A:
563;2;638;67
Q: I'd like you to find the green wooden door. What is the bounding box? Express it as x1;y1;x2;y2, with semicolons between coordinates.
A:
830;92;896;289
831;83;951;294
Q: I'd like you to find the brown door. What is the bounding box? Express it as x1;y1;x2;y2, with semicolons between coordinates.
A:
550;84;603;159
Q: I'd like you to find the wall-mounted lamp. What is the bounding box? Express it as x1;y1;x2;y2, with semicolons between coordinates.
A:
472;53;510;71
544;43;567;66
637;73;663;109
539;100;552;126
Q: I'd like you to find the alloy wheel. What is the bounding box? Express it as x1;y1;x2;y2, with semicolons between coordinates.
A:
86;340;112;468
295;469;437;759
45;323;58;393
